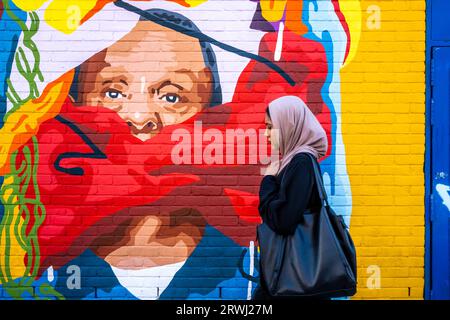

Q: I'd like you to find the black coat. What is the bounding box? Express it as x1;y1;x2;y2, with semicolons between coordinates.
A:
259;152;321;235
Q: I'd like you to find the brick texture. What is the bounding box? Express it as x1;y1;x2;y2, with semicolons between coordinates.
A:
0;0;425;300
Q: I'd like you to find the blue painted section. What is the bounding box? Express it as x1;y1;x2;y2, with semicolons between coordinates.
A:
0;0;25;238
301;0;337;196
0;0;26;128
316;31;337;195
429;47;450;299
426;0;450;300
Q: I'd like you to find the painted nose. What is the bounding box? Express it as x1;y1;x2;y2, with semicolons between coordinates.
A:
125;112;160;132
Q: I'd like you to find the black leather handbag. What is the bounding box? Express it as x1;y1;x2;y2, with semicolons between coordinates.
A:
256;153;357;298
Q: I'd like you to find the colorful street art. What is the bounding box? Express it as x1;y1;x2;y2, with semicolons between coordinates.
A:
0;0;359;299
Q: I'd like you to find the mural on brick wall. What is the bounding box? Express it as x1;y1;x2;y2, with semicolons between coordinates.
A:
0;0;360;299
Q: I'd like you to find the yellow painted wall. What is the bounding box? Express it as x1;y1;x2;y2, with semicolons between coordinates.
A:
342;0;426;300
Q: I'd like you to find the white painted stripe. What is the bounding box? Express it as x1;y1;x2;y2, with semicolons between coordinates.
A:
274;22;284;62
247;240;255;300
436;183;450;211
47;266;54;282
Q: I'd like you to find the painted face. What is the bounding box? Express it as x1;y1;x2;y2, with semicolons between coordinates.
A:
77;20;213;141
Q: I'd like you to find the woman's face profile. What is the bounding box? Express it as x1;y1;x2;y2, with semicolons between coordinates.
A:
264;112;279;150
76;20;214;142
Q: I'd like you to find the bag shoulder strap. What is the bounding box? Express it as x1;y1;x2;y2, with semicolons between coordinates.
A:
304;152;329;207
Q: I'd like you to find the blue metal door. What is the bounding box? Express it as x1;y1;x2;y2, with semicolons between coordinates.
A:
430;47;450;299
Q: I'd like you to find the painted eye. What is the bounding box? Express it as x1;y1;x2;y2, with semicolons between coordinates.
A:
105;90;124;99
162;94;180;104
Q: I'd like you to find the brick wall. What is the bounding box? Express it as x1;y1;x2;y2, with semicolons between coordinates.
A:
0;0;425;300
342;0;425;299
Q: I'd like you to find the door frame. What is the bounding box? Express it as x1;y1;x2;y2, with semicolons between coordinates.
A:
425;0;431;300
425;0;432;300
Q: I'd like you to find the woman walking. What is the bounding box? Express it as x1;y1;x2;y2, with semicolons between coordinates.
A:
252;95;329;300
